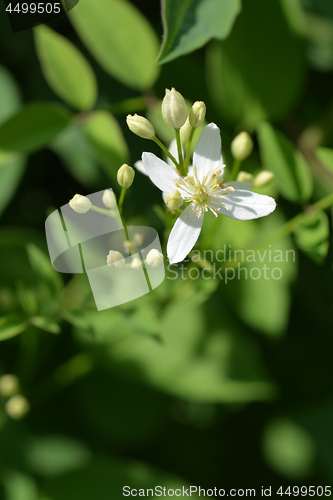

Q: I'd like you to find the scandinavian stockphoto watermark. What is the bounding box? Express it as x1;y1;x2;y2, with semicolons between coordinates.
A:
167;246;296;283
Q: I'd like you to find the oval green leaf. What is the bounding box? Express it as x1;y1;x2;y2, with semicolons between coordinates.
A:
0;153;26;218
206;0;305;128
0;314;27;341
34;25;98;111
257;122;313;203
294;210;329;264
84;111;129;180
0;103;71;152
69;0;160;90
157;0;241;64
0;65;21;124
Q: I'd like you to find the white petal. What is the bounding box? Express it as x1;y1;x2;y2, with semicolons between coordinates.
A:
134;160;148;176
142;152;180;193
224;181;253;191
167;205;204;264
167;139;182;168
193;123;223;181
217;190;276;220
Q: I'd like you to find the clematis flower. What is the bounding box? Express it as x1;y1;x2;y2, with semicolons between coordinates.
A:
141;123;276;264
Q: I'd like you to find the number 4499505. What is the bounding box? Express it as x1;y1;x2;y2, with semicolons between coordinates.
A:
277;486;331;496
6;3;61;14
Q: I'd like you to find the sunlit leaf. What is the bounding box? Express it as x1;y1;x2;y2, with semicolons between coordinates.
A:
257;122;313;203
69;0;160;90
0;65;21;124
84;111;129;180
0;103;71;152
0;314;27;341
206;0;305;128
3;471;39;500
30;317;61;334
157;0;241;64
34;25;98;111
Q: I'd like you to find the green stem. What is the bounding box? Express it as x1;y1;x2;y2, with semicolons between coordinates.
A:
121;215;132;255
153;136;180;169
184;128;195;176
90;205;114;217
175;128;184;172
228;159;242;182
118;187;127;215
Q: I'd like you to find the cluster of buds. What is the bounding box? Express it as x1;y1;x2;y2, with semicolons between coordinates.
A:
106;249;164;269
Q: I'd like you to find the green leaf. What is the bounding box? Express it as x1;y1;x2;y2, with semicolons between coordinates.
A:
26;435;91;477
84;111;129;180
30;316;61;334
69;0;160;90
257;122;313;203
0;153;26;218
51;122;105;188
0;65;21;124
0;103;71;152
3;472;39;500
26;244;63;296
263;418;316;479
34;25;98;111
315;146;333;174
206;0;305;128
157;0;241;64
0;314;27;341
294;210;330;264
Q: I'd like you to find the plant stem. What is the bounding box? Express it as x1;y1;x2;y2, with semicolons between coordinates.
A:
153;136;180;169
175;128;184;172
184;128;195;175
228;159;242;182
118;187;127;215
90;205;114;217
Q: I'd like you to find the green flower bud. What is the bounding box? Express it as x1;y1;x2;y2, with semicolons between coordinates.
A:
236;171;254;183
106;250;125;269
117;164;135;189
102;190;117;209
161;88;188;129
146;249;164;268
126;114;155;139
164;190;184;210
231;132;253;161
189;101;206;128
5;394;30;420
253;170;274;187
180;117;192;144
69;194;92;214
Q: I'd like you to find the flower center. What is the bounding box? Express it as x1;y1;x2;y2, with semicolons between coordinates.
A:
175;165;234;217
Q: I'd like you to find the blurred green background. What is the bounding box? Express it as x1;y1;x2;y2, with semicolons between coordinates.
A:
0;0;332;498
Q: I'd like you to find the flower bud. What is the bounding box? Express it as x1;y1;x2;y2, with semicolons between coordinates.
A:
253;170;274;187
162;88;188;129
126;114;155;139
180;117;192;144
236;171;254;183
146;249;164;267
132;233;144;247
117;164;135;189
69;194;92;214
231;132;253;161
0;374;20;397
102;190;117;209
189;101;206;128
5;394;30;420
164;190;183;210
106;250;125;269
131;257;142;270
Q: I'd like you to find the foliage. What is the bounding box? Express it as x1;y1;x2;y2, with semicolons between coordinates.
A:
0;0;332;498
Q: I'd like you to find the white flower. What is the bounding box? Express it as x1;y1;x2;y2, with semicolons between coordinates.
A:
131;257;142;270
102;190;117;209
141;123;277;264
